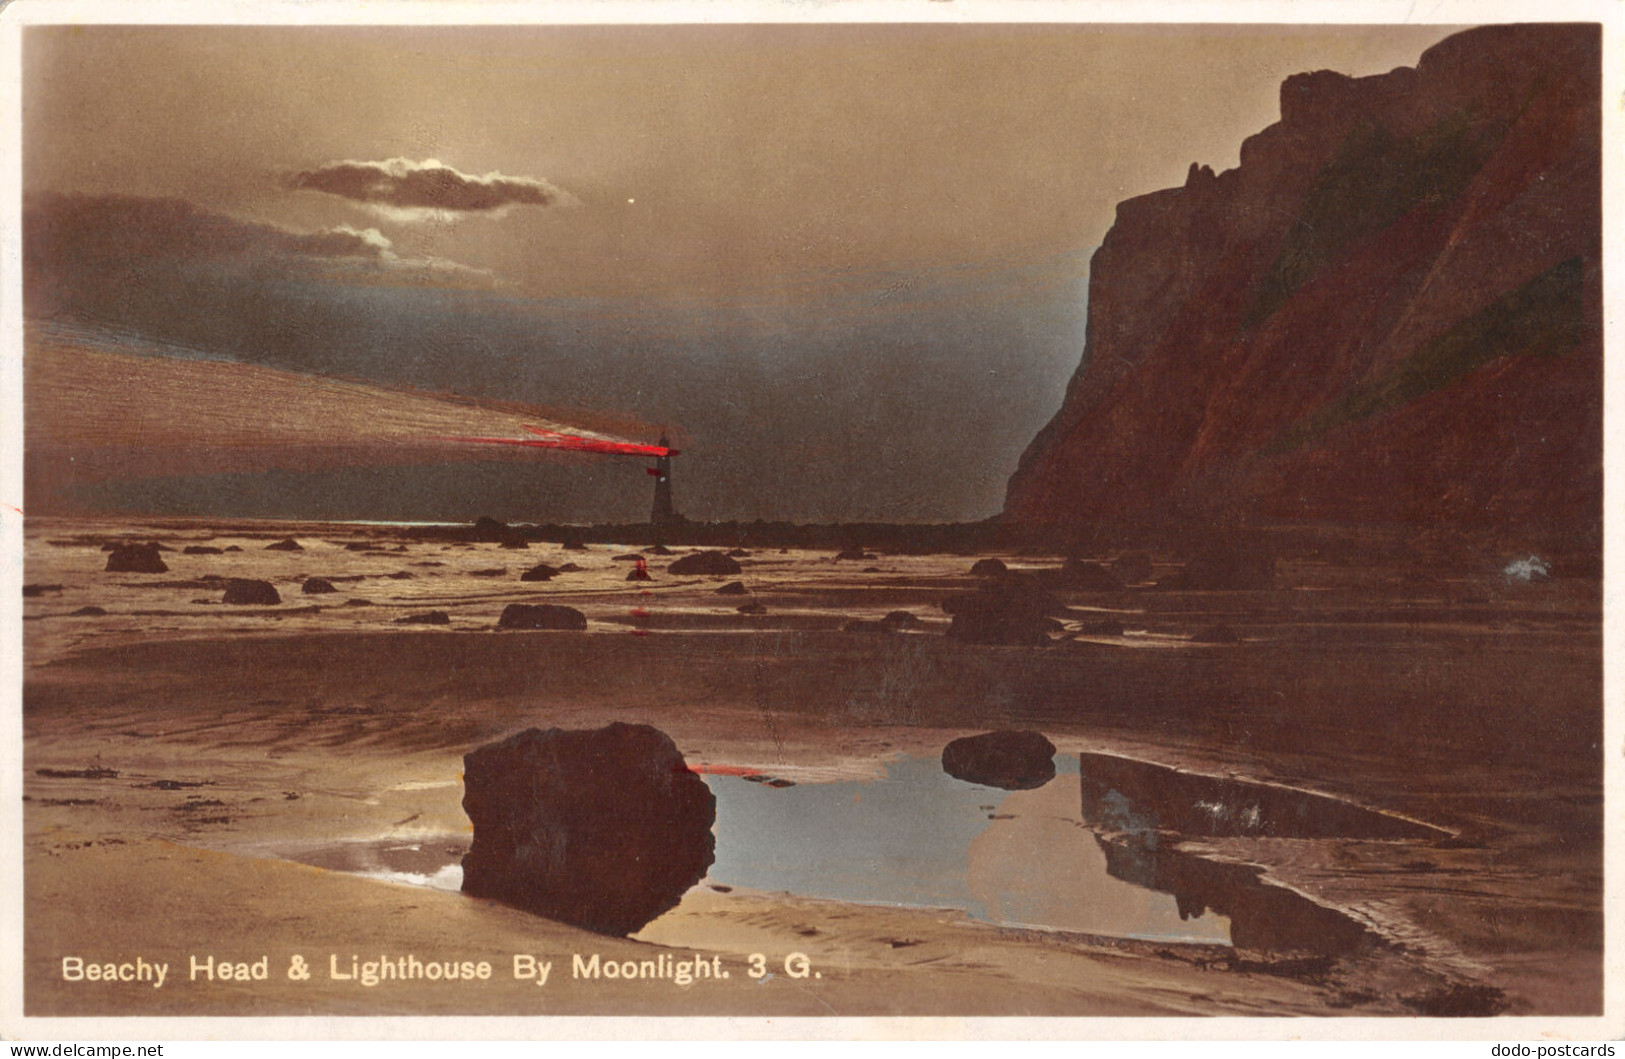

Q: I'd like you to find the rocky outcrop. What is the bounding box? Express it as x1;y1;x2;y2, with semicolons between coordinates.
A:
941;730;1057;790
1003;26;1601;548
460;723;716;936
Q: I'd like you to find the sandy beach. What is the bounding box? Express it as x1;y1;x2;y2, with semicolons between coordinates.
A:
19;517;1602;1020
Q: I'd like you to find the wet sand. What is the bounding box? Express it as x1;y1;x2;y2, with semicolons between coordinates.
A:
19;518;1603;1019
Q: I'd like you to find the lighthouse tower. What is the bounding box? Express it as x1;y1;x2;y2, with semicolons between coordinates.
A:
650;436;677;526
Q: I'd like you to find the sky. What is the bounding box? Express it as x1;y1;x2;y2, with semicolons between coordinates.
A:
21;21;1460;524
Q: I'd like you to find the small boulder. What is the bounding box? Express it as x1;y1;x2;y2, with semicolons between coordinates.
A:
612;554;646;563
22;583;64;598
223;545;242;552
222;579;281;605
626;566;652;582
737;602;767;615
557;563;584;573
941;730;1057;790
498;603;587;630
969;557;1008;577
183;545;223;555
668;551;742;576
943;577;1064;646
882;610;923;628
343;598;373;607
715;581;748;596
647;544;674;556
727;548;751;558
1112;552;1155;585
461;723;716;936
520;564;559;582
105;544;168;574
1058;559;1124;591
265;538;304;552
835;548;876;561
397;611;451;625
470;568;507;577
70;605;107;617
302;578;338;595
385;571;414;580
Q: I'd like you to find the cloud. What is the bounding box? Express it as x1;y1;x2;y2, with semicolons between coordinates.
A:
23;192;497;310
282;157;575;220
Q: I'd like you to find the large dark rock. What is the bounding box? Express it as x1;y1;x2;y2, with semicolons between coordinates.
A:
943;577;1063;645
105;544;168;574
667;551;742;576
222;579;281;605
941;730;1057;790
498;603;587;630
461;723;716;936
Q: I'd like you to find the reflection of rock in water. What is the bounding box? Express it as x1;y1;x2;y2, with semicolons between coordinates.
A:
941;730;1057;790
1078;752;1444;840
1094;832;1370;955
461;723;715;936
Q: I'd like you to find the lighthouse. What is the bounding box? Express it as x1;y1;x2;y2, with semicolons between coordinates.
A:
649;435;678;526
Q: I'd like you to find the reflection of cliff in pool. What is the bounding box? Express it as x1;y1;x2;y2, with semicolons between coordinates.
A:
1093;833;1370;955
1076;751;1439;954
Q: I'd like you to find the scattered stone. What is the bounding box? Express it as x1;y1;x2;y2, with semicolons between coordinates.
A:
1191;624;1242;644
557;563;583;573
499;536;530;550
943;577;1064;645
626;566;652;582
941;730;1057;790
612;554;646;562
385;571;414;580
105;544;167;574
727;548;751;557
862;566;882;573
396;611;451;625
345;542;385;552
1058;559;1124;591
498;603;587;630
736;602;767;615
265;538;304;552
647;544;674;556
223;545;242;552
183;545;223;555
835;548;877;561
222;579;281;605
461;722;716;936
715;582;748;596
970;557;1008;577
343;598;374;607
668;551;742;576
70;606;107;617
22;584;64;597
302;578;338;595
470;568;507;577
1112;551;1155;585
520;563;559;582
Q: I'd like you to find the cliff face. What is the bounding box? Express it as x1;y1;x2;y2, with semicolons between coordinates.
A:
1002;25;1601;545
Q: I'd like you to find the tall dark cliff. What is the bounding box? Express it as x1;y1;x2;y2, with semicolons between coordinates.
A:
1002;25;1601;546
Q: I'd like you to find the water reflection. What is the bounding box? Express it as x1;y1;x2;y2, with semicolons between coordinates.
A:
704;757;1232;945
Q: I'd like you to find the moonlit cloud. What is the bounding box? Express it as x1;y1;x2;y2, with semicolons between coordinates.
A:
282;157;575;221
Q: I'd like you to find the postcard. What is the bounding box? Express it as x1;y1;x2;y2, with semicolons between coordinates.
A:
2;0;1619;1043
